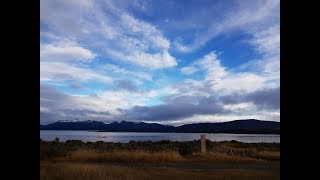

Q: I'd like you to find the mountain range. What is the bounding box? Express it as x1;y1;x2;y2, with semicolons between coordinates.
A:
40;119;280;134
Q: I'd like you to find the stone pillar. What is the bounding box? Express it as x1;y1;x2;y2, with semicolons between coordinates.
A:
200;134;206;154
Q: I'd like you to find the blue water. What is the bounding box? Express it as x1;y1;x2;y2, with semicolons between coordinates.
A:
40;130;280;143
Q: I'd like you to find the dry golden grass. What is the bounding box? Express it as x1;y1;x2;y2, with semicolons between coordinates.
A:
212;145;280;162
41;150;279;180
248;150;280;161
40;140;280;179
59;149;277;164
40;162;279;180
190;151;262;163
68;149;185;163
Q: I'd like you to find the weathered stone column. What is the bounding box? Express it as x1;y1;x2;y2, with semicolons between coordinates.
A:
200;134;206;154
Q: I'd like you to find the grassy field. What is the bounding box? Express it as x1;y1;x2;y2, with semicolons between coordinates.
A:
41;162;279;180
68;149;184;163
40;139;280;180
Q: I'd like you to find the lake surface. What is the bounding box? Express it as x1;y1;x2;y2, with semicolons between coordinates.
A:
40;130;280;143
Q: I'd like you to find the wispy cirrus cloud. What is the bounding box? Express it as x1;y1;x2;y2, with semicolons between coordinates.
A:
101;64;152;81
40;62;113;83
239;24;280;85
180;51;276;94
172;0;279;52
40;39;95;62
180;66;198;75
249;25;280;57
41;0;177;69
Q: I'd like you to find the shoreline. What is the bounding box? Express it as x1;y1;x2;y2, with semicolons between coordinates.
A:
40;129;280;134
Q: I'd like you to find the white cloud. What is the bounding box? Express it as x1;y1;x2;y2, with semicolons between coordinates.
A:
106;49;177;69
250;25;280;57
180;51;271;94
40;107;49;112
197;52;227;83
40;62;113;83
121;14;170;49
40;0;94;35
214;73;269;94
41;39;95;62
74;94;127;115
40;0;177;69
180;52;226;81
180;66;198;75
224;102;255;111
239;24;280;82
102;64;152;81
40;31;63;41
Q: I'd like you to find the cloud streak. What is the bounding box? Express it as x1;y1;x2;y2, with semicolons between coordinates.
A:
173;0;279;52
40;62;113;83
41;39;95;62
41;0;177;69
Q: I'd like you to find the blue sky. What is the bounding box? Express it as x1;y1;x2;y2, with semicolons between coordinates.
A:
40;0;280;125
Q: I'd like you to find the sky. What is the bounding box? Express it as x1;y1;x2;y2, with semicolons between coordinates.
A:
40;0;280;125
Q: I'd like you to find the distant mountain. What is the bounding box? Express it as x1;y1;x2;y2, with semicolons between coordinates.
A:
103;121;175;132
40;120;106;130
40;120;174;132
40;119;279;134
174;119;280;134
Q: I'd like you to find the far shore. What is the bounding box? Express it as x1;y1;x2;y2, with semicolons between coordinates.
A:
40;129;280;134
